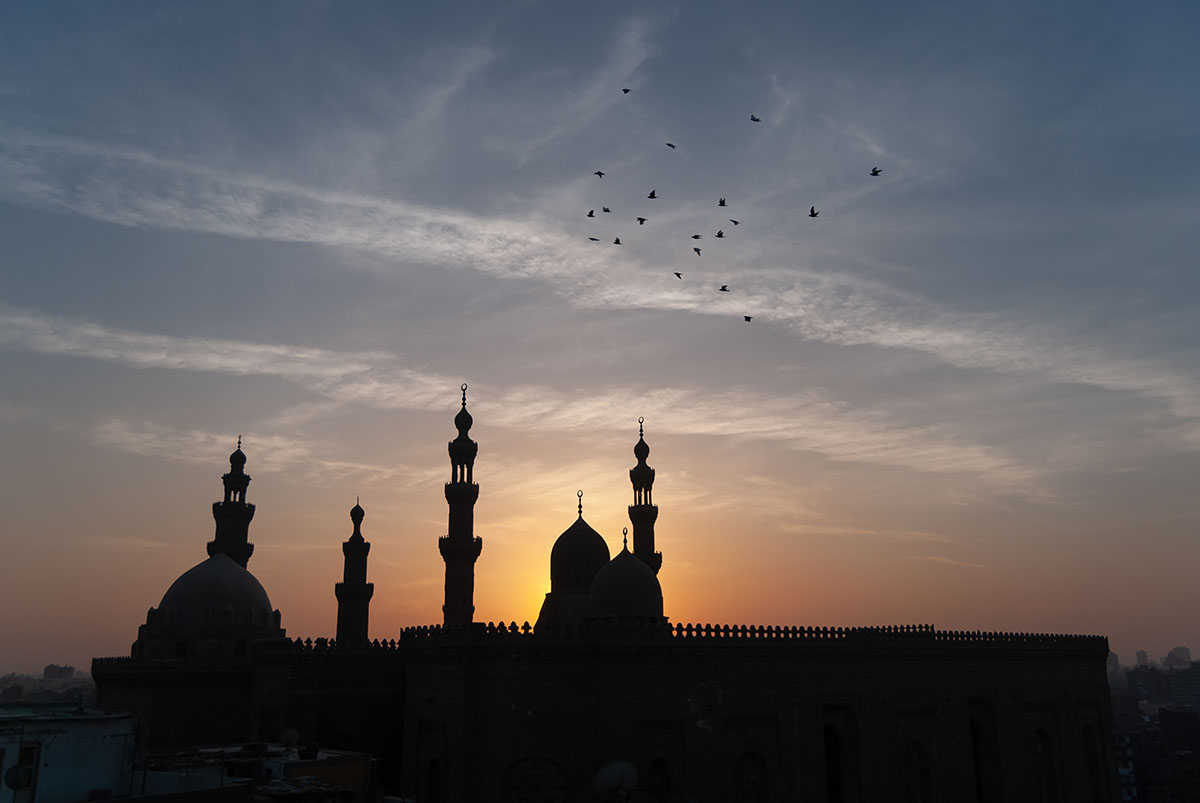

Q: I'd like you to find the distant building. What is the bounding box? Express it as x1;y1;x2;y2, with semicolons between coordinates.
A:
95;390;1118;802
39;665;75;681
1136;649;1149;667
1163;646;1192;670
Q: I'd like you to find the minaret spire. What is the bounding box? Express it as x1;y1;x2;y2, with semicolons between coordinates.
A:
208;439;256;567
336;499;374;647
628;417;662;574
439;384;483;628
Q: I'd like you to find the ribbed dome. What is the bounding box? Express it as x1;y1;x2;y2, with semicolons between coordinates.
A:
550;517;611;594
588;547;664;619
157;552;277;630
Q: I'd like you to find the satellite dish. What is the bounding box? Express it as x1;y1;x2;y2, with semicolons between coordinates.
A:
591;761;637;802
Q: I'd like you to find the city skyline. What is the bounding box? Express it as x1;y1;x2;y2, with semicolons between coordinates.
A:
2;3;1199;673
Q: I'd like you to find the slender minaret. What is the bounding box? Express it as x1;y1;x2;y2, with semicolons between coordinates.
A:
335;499;374;646
628;417;662;574
208;437;255;568
439;384;483;627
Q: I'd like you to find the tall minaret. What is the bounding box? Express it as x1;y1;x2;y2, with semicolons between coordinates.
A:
628;417;662;574
439;383;482;627
208;437;255;568
335;499;374;646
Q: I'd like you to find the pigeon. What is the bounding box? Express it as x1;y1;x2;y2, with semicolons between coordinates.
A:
602;207;611;213
647;189;657;199
719;285;730;292
691;234;702;240
750;114;761;122
588;237;599;242
744;316;753;322
870;167;882;176
636;217;647;225
718;197;727;207
809;206;819;218
666;142;676;149
594;171;605;178
586;209;595;218
622;88;631;94
693;247;702;256
673;272;683;279
613;237;622;245
715;230;725;238
729;219;740;226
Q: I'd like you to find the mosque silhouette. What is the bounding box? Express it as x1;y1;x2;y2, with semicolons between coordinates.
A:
93;386;1116;802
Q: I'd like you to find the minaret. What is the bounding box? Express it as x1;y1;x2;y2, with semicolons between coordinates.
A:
439;383;482;627
335;499;374;646
628;417;662;574
208;437;255;568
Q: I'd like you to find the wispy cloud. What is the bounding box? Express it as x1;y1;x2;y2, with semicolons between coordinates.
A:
3;304;1033;484
907;554;989;570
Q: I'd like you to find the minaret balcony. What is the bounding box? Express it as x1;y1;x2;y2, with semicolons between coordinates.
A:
439;535;483;560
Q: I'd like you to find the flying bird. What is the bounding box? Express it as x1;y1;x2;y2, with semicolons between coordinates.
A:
588;237;599;242
729;219;740;226
718;285;729;292
673;272;683;279
594;171;605;178
809;206;819;218
715;230;724;238
718;198;726;207
870;167;882;176
744;316;753;322
647;189;657;199
666;142;676;149
586;209;594;217
636;217;647;225
613;237;622;245
602;207;611;213
691;234;702;240
750;114;761;122
693;247;702;256
622;88;631;94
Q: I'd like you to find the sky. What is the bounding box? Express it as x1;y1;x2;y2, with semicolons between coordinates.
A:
1;2;1198;674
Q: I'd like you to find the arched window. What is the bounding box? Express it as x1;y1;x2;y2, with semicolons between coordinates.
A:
900;740;934;803
825;724;846;803
1031;729;1060;803
734;751;768;803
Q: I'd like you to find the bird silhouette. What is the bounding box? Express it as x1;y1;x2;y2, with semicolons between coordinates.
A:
613;237;622;245
719;285;729;292
588;237;599;242
729;219;740;226
693;247;702;256
622;88;631;94
674;272;683;279
602;207;611;213
691;234;702;240
594;171;605;178
744;316;753;322
809;206;819;218
718;197;727;207
870;167;882;176
666;142;676;149
647;189;657;199
636;217;647;225
586;209;594;217
715;230;725;238
750;114;761;122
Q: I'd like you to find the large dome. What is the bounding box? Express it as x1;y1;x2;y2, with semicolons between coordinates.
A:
588;547;664;619
550;517;611;594
157;552;277;629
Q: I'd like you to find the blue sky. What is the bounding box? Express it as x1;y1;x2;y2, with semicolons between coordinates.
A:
1;2;1198;672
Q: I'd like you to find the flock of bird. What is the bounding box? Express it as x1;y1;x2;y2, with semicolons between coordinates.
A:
581;88;884;323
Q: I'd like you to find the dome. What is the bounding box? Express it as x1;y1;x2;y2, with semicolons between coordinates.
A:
229;447;247;469
157;552;277;630
454;404;473;434
588;547;664;619
550;517;611;594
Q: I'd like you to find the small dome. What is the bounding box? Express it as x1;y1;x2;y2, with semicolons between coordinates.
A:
454;404;473;434
157;552;277;630
588;547;664;619
550;517;611;594
229;447;247;469
634;436;650;462
350;500;365;523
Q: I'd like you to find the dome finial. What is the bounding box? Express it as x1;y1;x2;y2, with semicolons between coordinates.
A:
638;416;644;438
237;434;242;449
577;489;584;518
623;527;629;550
461;382;468;407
